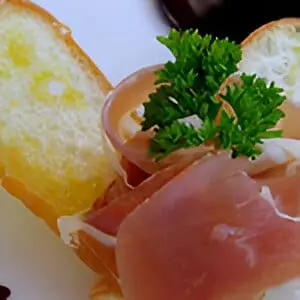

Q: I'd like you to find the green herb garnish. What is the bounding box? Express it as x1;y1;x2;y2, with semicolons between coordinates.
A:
141;29;285;160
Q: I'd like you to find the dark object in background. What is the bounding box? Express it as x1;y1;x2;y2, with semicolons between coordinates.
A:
159;0;298;43
0;285;11;300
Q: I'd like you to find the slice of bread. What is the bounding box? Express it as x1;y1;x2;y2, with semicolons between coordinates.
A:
0;0;115;228
240;18;300;105
240;18;300;140
0;0;121;295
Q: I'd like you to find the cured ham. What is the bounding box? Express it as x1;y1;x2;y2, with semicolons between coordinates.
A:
84;141;300;300
85;21;300;297
81;57;300;299
115;153;300;300
86;153;207;236
101;65;214;175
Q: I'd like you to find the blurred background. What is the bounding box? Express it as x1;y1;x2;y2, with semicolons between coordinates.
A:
158;0;300;43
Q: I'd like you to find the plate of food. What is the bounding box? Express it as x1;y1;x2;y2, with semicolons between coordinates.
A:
2;0;300;300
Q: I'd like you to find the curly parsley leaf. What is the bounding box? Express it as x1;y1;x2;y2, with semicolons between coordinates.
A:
142;29;286;160
142;29;242;131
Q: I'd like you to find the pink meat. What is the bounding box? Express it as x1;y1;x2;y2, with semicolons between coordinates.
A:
115;154;300;300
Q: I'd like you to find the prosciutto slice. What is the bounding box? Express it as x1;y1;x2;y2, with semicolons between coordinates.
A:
115;153;300;300
85;147;300;300
88;64;300;299
86;153;214;236
101;64;214;175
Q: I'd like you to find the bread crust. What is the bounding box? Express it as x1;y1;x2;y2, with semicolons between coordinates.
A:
242;18;300;47
1;0;112;92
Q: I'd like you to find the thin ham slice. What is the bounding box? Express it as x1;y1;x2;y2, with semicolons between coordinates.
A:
98;61;300;298
114;153;300;300
101;64;214;174
86;153;230;236
91;157;149;211
101;65;160;174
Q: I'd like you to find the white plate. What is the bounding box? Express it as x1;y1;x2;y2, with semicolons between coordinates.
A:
0;1;170;299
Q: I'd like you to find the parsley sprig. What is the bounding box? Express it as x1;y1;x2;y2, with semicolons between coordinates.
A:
141;29;285;160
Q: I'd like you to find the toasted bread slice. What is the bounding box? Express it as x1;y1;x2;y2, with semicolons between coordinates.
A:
240;18;300;104
0;0;114;228
240;18;300;140
0;0;122;295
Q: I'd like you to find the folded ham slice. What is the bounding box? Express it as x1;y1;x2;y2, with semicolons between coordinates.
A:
101;64;215;175
92;59;300;299
86;153;213;236
85;143;300;300
115;153;300;300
